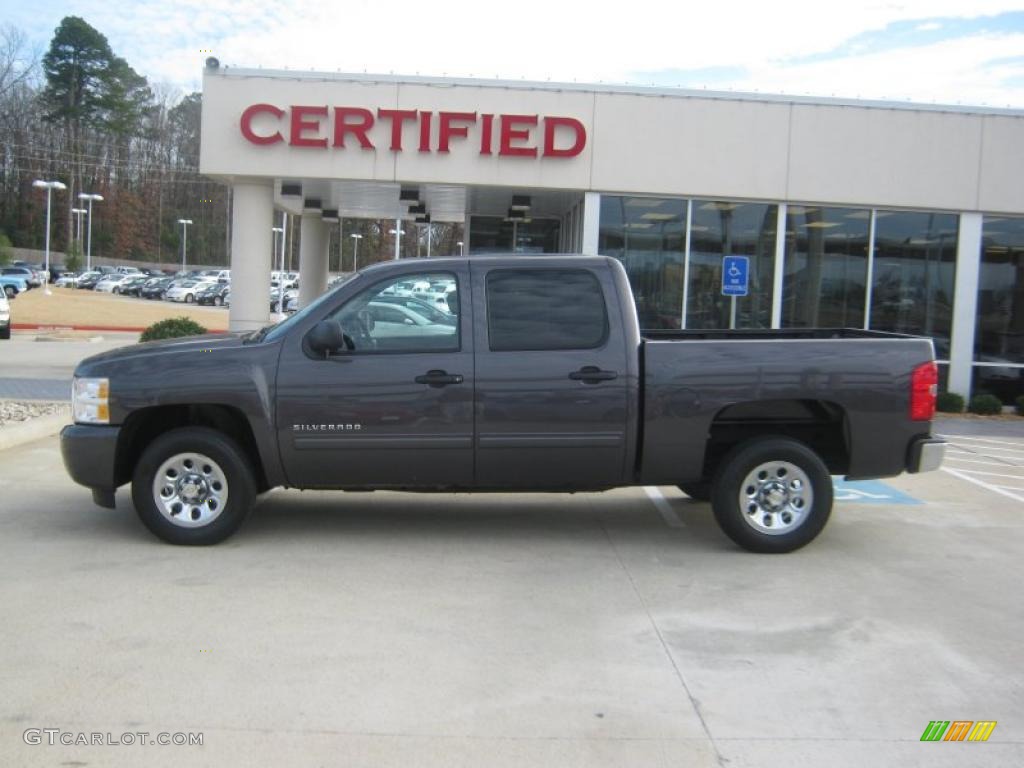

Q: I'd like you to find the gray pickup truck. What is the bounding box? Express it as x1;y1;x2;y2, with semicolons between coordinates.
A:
61;255;945;552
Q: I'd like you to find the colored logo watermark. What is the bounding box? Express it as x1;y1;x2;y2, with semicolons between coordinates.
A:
921;721;997;742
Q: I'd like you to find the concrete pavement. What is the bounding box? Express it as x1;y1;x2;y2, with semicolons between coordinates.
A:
0;435;1021;767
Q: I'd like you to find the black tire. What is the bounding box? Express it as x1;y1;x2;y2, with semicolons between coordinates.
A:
678;481;711;501
185;293;194;304
214;296;223;306
711;437;833;554
0;326;10;340
131;427;256;545
3;286;14;298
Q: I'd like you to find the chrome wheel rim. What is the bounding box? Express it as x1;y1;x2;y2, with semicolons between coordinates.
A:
151;452;228;528
738;460;812;535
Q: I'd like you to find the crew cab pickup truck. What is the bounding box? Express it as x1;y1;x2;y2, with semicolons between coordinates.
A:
61;256;945;552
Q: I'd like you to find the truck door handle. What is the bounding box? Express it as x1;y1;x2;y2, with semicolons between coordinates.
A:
415;370;464;387
569;366;618;383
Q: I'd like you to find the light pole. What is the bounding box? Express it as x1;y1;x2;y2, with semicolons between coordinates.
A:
78;192;103;272
177;219;192;274
350;233;362;272
457;240;464;257
390;219;405;260
272;225;285;317
33;179;66;295
71;207;86;247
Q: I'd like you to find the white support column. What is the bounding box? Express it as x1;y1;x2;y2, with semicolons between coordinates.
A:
298;215;328;309
947;212;983;398
582;192;601;255
228;181;274;332
771;203;787;329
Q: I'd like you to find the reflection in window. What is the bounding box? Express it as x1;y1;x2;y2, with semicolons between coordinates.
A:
782;206;869;328
469;216;560;253
330;272;459;352
869;211;957;359
974;216;1024;401
687;201;777;329
599;196;686;329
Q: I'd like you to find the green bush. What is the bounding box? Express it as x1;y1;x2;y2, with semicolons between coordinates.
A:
0;232;11;266
936;391;965;413
968;393;1003;415
1015;395;1024;416
139;317;208;343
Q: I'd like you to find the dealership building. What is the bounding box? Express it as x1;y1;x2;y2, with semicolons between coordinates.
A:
200;67;1024;400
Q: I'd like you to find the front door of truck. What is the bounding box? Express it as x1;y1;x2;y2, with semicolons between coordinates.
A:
275;267;473;489
471;262;630;488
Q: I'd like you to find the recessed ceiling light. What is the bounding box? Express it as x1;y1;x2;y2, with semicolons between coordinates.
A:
625;198;666;208
640;212;679;221
804;222;842;229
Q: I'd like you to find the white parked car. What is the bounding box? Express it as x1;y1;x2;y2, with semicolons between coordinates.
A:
53;272;80;288
94;274;130;293
165;279;215;303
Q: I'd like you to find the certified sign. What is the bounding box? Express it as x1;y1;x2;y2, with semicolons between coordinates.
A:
721;255;750;297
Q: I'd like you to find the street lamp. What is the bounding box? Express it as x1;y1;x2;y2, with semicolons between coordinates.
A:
457;240;464;256
177;219;193;273
71;208;86;246
33;179;66;294
78;193;103;272
272;225;285;317
389;222;406;260
350;233;363;272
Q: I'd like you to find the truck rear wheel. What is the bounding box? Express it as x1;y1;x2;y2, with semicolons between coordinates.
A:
711;437;832;553
131;427;255;545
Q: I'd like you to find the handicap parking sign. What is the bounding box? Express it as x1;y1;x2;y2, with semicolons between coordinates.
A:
721;255;749;297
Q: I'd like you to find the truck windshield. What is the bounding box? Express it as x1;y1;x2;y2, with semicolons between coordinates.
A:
254;274;357;343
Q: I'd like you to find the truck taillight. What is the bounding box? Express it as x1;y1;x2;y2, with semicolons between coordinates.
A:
910;361;938;421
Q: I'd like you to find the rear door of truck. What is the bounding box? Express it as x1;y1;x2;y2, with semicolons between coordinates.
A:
470;259;631;488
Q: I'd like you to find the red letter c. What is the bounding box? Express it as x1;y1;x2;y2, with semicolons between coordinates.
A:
241;103;285;145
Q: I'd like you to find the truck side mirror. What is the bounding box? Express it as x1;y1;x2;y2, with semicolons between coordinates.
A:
307;319;346;358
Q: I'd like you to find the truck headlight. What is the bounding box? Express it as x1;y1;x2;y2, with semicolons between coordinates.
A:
72;377;110;424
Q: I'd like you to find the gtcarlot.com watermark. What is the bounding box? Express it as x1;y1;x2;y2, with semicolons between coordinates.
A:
23;729;203;747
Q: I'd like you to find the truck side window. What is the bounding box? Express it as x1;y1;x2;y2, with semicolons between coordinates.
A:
329;272;460;352
486;269;608;351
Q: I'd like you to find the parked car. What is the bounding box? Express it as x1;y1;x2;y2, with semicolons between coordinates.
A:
61;255;945;549
0;274;28;298
94;274;131;293
165;279;213;303
75;272;103;290
115;266;143;275
11;261;44;285
141;277;174;300
2;266;39;288
0;291;10;339
54;272;80;288
116;275;149;296
196;283;230;306
271;287;298;312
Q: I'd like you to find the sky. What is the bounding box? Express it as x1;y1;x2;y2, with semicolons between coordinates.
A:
8;1;1024;109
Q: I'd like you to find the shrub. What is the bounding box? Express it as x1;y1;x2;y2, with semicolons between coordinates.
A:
0;232;11;266
936;391;965;413
64;242;82;273
139;317;207;343
1016;395;1024;416
968;393;1003;416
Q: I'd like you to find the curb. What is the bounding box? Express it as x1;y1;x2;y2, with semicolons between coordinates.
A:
0;412;70;453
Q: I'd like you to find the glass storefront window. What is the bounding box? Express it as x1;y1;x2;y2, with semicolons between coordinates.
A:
869;211;957;359
686;201;777;329
782;206;869;328
975;216;1024;369
469;216;560;254
599;196;687;329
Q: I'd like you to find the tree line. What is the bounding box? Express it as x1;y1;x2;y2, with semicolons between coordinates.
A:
0;17;463;272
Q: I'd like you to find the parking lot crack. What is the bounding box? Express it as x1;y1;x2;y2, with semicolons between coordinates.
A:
600;523;728;767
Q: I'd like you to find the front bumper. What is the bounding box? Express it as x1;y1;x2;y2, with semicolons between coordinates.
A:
907;437;946;473
60;424;121;495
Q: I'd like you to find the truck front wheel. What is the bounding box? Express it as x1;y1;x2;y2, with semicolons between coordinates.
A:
711;437;832;554
131;427;256;545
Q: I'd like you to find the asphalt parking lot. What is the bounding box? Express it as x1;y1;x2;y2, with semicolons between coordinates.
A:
1;422;1022;766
